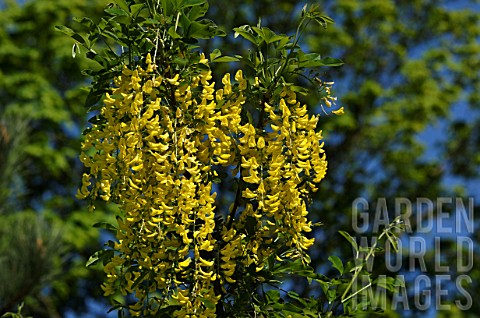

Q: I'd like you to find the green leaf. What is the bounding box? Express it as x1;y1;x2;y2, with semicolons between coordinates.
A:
85;254;100;267
289;85;309;95
266;290;281;303
251;26;266;43
130;269;149;290
187;19;225;39
328;255;344;274
233;26;258;45
92;222;117;232
168;26;182;39
276;35;291;50
104;8;130;17
112;0;130;13
54;25;75;37
183;0;207;7
212;56;240;63
326;288;337;303
320;57;344;67
385;232;399;252
85;88;106;109
287;291;307;306
186;20;207;38
268;34;288;44
339;230;358;251
374;276;396;292
73;17;95;29
200;297;216;310
313;15;334;26
318;280;330;295
251;26;284;45
86;249;114;267
173;57;189;67
187;2;209;20
283;303;303;314
100;29;129;47
298;52;325;68
86;51;109;67
159;0;174;16
130;4;147;17
209;48;221;61
54;25;90;47
106;299;126;313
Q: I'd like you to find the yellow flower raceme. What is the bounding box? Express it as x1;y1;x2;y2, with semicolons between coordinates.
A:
232;88;329;267
79;53;244;317
78;51;336;316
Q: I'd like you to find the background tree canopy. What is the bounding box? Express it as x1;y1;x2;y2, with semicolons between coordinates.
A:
0;0;478;317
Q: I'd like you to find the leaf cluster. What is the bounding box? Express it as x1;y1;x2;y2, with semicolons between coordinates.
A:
222;5;342;101
56;0;225;111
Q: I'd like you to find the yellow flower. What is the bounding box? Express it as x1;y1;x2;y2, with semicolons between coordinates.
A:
166;73;180;85
332;106;344;115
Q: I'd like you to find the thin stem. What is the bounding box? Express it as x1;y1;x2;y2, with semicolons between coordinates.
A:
269;14;311;99
341;230;386;302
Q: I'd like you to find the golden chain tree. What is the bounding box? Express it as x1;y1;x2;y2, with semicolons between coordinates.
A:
63;0;351;317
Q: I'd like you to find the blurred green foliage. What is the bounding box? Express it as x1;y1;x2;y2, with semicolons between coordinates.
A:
0;0;479;317
0;0;112;316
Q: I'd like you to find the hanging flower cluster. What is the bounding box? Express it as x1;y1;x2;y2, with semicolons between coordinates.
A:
77;51;334;316
234;89;328;268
